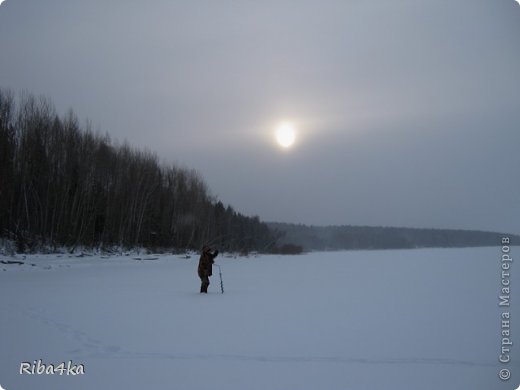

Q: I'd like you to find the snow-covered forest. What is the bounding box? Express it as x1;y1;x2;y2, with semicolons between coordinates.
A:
0;88;275;253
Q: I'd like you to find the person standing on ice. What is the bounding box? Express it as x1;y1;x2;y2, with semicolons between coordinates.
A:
198;245;219;293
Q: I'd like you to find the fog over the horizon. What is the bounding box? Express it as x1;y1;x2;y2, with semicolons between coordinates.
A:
1;0;519;234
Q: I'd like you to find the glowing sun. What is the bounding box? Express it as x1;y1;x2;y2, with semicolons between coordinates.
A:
275;122;296;148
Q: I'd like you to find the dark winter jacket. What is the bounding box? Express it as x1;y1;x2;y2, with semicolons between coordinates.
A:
198;248;219;278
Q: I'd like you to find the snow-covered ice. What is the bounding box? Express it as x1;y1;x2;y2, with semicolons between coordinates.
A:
0;247;517;389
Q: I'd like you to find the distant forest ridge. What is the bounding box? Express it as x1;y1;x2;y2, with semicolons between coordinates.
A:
268;222;519;251
0;88;276;253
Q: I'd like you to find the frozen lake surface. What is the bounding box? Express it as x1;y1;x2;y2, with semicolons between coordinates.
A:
0;247;517;390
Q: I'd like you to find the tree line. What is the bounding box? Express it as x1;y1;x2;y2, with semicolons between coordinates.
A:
269;222;518;251
0;88;277;253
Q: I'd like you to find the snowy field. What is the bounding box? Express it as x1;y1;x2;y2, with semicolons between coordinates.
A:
0;247;517;390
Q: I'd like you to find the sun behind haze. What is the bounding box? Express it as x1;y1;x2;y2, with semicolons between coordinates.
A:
275;121;296;149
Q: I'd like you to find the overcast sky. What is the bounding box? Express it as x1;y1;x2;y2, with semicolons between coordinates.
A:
1;0;519;234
